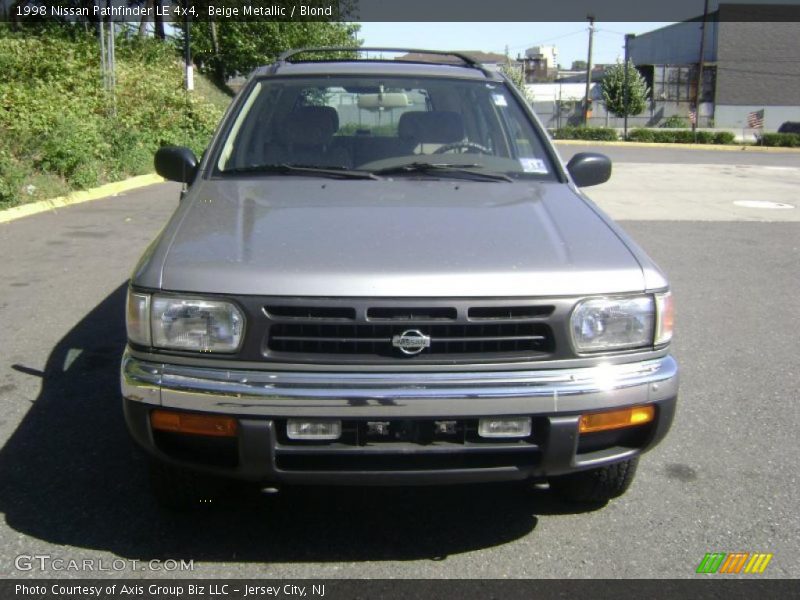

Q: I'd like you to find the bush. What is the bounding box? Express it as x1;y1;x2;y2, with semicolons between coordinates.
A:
627;129;654;142
760;133;800;147
33;113;104;187
713;131;736;144
660;115;689;128
0;27;225;208
0;145;27;207
553;126;618;141
627;129;736;145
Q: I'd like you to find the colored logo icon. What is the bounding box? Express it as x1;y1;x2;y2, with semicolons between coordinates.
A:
696;552;773;574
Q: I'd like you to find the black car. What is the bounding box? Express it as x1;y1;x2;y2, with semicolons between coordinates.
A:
777;121;800;134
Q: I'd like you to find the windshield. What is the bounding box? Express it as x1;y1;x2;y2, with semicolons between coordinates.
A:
213;75;556;181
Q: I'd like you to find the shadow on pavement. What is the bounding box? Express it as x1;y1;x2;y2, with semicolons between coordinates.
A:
0;284;599;564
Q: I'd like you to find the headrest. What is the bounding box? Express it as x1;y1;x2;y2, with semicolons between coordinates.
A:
281;106;339;146
398;111;464;144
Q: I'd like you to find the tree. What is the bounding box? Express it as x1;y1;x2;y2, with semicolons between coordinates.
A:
499;62;533;102
601;60;649;118
571;60;587;71
184;21;360;86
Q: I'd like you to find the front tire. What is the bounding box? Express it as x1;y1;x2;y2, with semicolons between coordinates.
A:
549;457;639;504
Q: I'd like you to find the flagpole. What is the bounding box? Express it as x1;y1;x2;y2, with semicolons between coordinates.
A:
693;0;710;142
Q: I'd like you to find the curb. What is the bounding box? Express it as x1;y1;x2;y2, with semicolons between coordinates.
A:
0;173;165;225
552;139;800;153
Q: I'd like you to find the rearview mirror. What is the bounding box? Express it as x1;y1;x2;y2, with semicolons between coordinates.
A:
566;152;612;187
155;146;198;184
357;93;410;110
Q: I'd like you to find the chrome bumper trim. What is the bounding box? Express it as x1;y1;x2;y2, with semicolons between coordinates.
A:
121;351;678;417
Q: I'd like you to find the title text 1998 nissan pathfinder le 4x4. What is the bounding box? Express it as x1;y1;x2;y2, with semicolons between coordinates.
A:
122;48;678;509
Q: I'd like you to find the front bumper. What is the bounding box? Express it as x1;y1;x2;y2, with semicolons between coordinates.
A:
121;351;678;484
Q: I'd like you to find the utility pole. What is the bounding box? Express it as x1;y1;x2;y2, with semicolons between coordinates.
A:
693;0;710;135
99;14;106;90
98;0;117;116
583;15;595;126
184;8;194;91
108;19;115;96
623;33;635;140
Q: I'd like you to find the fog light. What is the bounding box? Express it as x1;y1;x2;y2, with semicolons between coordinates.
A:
435;420;457;435
151;410;237;437
579;405;655;434
287;419;341;440
478;417;531;438
366;421;391;436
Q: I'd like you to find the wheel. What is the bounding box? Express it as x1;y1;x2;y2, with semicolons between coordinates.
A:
149;460;221;511
549;457;639;504
432;141;492;154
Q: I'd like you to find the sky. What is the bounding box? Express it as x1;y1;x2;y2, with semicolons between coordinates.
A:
357;22;674;69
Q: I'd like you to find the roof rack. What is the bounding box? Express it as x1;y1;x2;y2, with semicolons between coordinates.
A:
274;47;495;77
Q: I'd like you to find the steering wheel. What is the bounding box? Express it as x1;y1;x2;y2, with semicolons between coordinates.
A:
433;141;492;155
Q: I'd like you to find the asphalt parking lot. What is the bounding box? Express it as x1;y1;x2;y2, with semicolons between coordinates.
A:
0;145;798;579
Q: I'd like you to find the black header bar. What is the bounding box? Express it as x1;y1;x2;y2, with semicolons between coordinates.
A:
2;1;800;23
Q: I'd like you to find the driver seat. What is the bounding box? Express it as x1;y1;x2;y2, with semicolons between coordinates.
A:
398;111;465;154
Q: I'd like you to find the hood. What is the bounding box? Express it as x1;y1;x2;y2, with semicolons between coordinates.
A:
143;178;646;297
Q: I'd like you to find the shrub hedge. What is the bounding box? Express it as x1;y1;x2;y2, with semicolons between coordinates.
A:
0;29;226;208
760;133;800;147
550;127;738;145
551;126;619;141
627;129;736;145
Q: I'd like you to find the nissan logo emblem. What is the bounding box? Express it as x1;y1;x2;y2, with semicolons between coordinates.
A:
391;329;431;355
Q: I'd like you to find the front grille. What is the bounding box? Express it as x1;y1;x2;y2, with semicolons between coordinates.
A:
468;305;554;319
367;306;457;320
262;300;558;362
268;322;552;357
264;305;356;320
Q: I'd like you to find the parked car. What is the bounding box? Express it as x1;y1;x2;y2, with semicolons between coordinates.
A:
122;48;678;509
777;121;800;134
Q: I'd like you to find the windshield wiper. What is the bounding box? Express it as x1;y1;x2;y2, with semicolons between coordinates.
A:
373;162;513;182
221;164;380;180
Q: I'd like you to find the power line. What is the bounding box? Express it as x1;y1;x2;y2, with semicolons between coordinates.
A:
502;28;588;54
594;28;628;37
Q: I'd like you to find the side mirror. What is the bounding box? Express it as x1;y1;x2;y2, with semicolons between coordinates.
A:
154;146;198;184
566;152;612;187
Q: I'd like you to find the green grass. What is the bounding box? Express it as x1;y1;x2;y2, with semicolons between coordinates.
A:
193;72;235;112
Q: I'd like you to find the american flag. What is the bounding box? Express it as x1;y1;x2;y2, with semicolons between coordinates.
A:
688;108;697;125
747;109;765;129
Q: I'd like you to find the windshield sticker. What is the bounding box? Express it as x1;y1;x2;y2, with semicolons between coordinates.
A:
519;158;548;174
492;94;508;107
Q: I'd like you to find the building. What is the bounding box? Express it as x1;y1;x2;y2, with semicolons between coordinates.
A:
524;66;611;129
519;46;559;82
630;3;800;130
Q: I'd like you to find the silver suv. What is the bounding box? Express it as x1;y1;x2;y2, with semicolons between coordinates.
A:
122;48;678;509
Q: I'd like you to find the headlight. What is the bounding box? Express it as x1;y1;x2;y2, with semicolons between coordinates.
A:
570;296;655;352
125;289;245;353
151;295;244;352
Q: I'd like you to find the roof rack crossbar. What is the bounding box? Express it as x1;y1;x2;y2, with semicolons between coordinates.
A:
275;47;495;77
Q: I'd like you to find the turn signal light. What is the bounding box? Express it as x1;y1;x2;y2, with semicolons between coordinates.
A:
579;405;655;434
151;410;238;437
